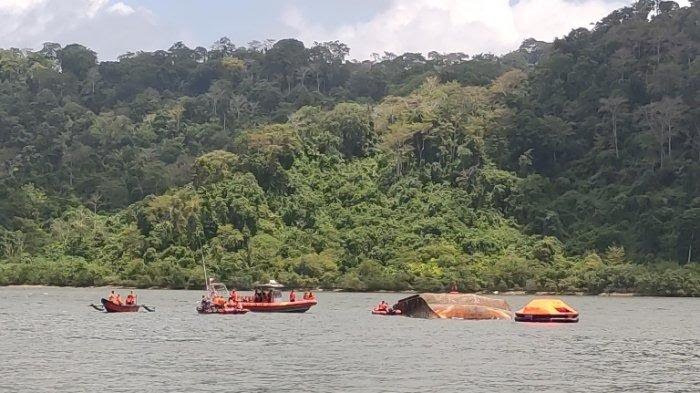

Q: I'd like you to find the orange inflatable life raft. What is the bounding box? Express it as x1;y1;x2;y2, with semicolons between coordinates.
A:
515;299;579;323
371;309;402;316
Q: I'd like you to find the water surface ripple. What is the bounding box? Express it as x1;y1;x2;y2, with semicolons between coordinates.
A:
0;288;698;392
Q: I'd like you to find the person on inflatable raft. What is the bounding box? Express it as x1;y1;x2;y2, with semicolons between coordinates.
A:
373;300;400;315
303;291;316;300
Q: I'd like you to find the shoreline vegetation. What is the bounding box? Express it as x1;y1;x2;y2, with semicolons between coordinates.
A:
0;284;663;297
1;2;698;296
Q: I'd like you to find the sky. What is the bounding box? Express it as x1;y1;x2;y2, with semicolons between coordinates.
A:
0;0;692;61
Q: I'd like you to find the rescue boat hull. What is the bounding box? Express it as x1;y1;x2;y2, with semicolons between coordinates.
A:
239;299;317;313
197;306;250;315
101;298;140;313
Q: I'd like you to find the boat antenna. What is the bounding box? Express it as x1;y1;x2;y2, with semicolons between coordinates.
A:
197;236;209;292
202;254;209;292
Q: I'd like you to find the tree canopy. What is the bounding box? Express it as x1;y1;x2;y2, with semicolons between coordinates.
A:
0;1;697;295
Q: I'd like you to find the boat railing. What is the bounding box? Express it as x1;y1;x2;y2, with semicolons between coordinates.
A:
206;282;230;298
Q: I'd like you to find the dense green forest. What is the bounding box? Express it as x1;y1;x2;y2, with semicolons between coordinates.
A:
0;0;698;295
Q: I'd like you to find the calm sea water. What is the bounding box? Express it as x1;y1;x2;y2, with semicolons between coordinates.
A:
0;287;698;392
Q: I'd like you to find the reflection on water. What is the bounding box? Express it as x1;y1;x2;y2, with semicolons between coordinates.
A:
0;287;698;392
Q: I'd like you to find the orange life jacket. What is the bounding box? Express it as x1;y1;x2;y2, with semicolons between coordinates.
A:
289;291;296;302
125;295;135;305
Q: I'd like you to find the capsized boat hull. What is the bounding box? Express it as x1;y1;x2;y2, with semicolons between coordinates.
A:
394;293;513;320
101;298;140;313
239;299;317;313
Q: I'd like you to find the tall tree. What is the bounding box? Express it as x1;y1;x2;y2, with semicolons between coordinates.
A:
599;95;628;158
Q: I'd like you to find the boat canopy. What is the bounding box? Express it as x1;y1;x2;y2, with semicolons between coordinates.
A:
394;293;513;320
517;299;577;315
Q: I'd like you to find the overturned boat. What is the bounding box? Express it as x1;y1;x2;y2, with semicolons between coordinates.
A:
515;299;579;323
394;293;513;320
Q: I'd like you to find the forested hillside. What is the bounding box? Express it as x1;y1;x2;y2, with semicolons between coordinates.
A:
0;1;697;295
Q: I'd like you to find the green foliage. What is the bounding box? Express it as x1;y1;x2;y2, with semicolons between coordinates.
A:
0;3;698;294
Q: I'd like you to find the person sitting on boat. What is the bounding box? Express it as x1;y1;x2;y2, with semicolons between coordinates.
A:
114;293;124;306
289;289;296;302
212;295;226;308
125;291;136;305
229;289;238;302
307;291;316;300
200;295;211;310
108;290;117;303
376;301;389;312
226;297;241;309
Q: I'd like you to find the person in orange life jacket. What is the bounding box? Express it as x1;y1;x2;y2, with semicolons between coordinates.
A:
114;293;124;305
289;290;296;302
125;291;136;305
212;295;226;308
227;297;241;309
229;289;238;302
376;301;388;311
108;290;117;303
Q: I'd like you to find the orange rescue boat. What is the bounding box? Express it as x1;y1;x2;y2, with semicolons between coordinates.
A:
238;281;317;313
201;279;317;314
515;299;579;323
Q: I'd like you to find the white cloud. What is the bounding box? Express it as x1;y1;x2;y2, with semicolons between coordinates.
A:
0;0;45;14
0;0;178;60
107;2;135;16
282;0;691;60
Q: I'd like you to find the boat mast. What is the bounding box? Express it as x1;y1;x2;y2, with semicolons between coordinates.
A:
200;246;209;292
